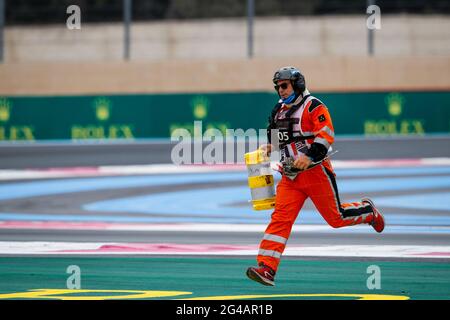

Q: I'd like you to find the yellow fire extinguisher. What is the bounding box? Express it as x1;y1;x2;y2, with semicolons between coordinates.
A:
244;149;276;211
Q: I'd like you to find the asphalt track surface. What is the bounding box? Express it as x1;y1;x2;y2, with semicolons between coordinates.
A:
1;135;450;169
0;136;449;300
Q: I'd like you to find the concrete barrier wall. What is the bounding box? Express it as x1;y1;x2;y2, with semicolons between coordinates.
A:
4;15;450;62
2;14;449;96
1;57;449;96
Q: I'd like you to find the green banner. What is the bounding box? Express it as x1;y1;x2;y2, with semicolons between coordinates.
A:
0;91;449;141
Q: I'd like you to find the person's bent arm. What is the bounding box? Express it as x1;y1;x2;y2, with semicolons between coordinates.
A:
305;101;335;162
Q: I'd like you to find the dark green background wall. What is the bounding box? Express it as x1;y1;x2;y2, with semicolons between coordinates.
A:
0;91;448;141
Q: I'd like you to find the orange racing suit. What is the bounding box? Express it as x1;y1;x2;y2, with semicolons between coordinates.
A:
257;92;375;272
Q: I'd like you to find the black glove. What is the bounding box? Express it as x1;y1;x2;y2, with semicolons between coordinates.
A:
305;142;328;163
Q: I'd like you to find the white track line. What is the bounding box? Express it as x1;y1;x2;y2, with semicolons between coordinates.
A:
0;242;449;258
0;222;329;232
1;158;449;181
0;222;449;235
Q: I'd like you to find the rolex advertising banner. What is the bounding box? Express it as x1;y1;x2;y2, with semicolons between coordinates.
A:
0;91;449;141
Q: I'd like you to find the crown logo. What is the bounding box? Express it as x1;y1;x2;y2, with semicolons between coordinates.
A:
191;96;209;120
93;97;111;122
385;93;404;117
0;98;11;122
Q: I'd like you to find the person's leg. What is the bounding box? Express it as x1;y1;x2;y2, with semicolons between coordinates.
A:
305;165;377;228
256;175;307;272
